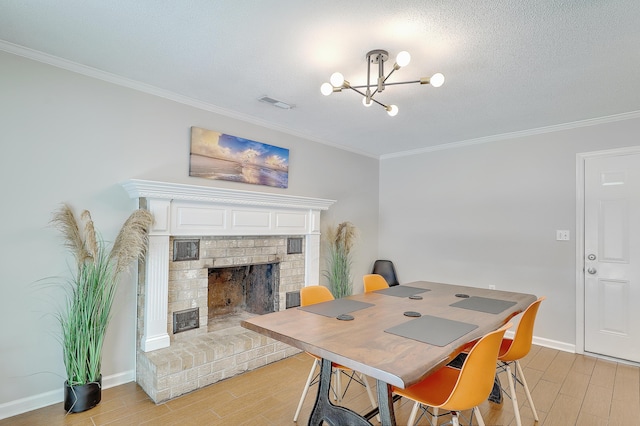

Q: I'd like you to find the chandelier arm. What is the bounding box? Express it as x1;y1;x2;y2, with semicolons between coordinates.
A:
382;67;398;84
347;86;369;98
346;87;388;108
350;84;377;90
350;80;421;89
382;80;422;86
369;97;388;108
349;84;381;99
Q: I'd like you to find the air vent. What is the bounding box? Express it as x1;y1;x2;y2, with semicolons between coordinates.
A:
173;308;199;334
286;291;301;309
287;237;303;254
258;96;294;110
173;239;199;261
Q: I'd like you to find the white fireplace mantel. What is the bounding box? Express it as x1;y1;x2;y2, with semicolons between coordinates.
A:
122;179;335;352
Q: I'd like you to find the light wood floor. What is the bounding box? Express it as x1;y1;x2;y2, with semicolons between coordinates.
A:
2;345;638;425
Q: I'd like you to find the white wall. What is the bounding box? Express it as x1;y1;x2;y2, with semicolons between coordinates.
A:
380;116;640;348
0;50;379;417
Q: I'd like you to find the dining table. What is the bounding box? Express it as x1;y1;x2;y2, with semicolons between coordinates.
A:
241;280;537;426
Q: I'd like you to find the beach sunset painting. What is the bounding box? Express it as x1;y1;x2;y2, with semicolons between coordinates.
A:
189;127;289;188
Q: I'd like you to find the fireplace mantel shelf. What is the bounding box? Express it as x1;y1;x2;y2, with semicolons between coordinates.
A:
122;179;336;210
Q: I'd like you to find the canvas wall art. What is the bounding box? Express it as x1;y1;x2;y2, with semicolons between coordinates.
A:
189;127;289;188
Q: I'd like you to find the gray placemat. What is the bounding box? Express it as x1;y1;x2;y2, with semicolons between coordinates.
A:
449;296;517;314
374;285;430;297
298;299;375;317
384;315;478;347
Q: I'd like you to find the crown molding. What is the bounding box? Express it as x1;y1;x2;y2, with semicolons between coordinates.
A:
0;40;377;160
381;110;640;160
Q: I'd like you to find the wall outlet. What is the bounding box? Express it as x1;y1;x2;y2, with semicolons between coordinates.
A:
489;285;496;290
556;230;570;241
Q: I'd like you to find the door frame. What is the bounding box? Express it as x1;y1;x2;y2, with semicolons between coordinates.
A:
575;146;640;355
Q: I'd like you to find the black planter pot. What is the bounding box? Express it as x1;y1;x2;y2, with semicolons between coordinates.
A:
64;376;102;413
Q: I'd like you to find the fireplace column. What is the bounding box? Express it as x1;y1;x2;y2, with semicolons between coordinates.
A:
141;198;171;352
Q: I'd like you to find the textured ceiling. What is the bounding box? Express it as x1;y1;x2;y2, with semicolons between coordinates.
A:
1;1;639;158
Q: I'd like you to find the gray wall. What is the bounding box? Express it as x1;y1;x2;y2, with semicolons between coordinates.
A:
0;51;379;413
379;116;640;347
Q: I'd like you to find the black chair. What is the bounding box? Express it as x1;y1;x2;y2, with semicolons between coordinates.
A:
371;260;399;286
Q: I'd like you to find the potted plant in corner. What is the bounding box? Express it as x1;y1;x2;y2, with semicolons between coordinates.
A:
323;221;357;299
51;204;153;413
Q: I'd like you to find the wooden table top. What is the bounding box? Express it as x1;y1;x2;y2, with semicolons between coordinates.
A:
241;281;536;389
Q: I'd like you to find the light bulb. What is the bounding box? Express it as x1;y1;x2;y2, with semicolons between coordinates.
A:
330;72;345;87
320;82;334;96
362;97;372;107
430;73;445;88
386;105;399;116
396;51;411;67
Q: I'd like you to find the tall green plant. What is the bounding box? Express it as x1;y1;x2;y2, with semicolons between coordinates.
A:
323;222;357;299
52;205;153;387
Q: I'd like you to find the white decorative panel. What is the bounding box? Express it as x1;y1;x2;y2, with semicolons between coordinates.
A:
232;209;271;228
148;199;170;235
598;279;629;335
599;199;629;263
275;212;307;229
175;205;225;227
310;210;321;233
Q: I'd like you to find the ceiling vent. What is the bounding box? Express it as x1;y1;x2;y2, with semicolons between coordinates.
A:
258;96;294;110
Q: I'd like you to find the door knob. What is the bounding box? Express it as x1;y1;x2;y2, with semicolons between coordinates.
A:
587;267;597;275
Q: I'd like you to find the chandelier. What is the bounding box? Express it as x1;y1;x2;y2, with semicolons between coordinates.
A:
320;49;444;116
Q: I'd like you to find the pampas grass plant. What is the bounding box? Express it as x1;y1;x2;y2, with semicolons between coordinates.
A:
323;222;357;299
51;204;153;388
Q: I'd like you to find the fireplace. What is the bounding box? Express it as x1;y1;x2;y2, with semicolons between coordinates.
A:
122;180;335;403
208;263;279;318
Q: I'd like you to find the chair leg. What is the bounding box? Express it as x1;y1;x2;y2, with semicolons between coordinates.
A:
432;407;439;425
504;363;522;426
472;406;486;426
294;358;320;422
358;372;380;422
335;368;342;402
406;401;420;426
451;411;460;426
515;360;539;421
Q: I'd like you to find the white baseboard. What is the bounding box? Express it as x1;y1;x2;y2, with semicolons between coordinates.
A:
0;370;134;421
531;335;576;353
501;330;576;354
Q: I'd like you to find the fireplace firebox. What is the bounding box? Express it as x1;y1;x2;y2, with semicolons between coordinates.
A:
208;263;279;319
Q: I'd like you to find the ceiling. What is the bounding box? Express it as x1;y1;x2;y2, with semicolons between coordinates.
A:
1;1;639;158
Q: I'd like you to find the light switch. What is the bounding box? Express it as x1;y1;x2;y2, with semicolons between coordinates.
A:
556;230;570;241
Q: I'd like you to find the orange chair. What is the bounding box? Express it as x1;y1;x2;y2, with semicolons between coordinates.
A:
293;285;378;422
363;273;390;292
393;323;512;426
496;297;545;426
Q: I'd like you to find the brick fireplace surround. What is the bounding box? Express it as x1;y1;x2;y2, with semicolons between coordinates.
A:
122;180;335;403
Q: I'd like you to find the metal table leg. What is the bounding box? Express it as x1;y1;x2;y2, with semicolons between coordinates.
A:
308;358;373;426
376;379;397;426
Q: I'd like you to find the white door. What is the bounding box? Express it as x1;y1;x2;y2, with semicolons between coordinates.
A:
584;152;640;362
